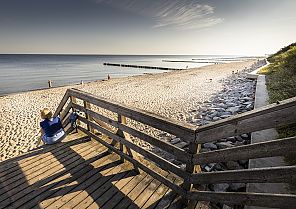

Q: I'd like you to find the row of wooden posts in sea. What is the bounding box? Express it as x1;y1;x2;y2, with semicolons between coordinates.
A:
103;62;183;71
47;63;182;88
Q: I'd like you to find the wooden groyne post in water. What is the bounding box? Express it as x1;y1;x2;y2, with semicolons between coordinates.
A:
103;62;183;71
48;80;52;88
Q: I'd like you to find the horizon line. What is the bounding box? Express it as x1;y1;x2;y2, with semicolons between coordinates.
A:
0;53;266;57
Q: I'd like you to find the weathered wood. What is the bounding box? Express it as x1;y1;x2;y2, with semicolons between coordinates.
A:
53;90;70;117
195;97;296;143
72;103;191;163
182;142;201;205
189;166;296;184
187;191;296;208
68;88;196;143
78;116;189;180
192;136;296;165
60;101;72;121
78;126;187;197
83;101;91;131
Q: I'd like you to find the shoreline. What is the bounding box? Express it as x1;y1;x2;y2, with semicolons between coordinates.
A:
0;67;175;98
0;60;257;161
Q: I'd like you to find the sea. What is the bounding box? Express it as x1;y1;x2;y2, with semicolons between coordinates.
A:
0;54;255;96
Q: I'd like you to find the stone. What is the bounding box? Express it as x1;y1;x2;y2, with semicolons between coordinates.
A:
222;205;233;209
213;183;229;192
226;136;237;143
234;141;244;146
213;163;225;171
229;183;246;191
226;102;236;107
216;141;234;149
220;111;232;116
238;159;248;165
170;138;181;144
200;148;211;153
193;114;202;119
226;161;241;170
203;143;218;150
204;163;216;172
175;142;188;149
220;115;232;119
226;106;240;114
240;133;249;140
213;116;220;121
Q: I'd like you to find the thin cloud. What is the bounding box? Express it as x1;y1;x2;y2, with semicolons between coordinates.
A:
95;0;223;30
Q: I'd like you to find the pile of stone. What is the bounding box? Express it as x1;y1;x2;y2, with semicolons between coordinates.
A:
154;60;266;208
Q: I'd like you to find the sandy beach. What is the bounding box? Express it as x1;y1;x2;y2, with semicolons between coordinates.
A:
0;60;256;161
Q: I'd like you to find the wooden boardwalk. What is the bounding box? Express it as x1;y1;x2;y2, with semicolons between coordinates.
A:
1;88;295;209
0;132;208;209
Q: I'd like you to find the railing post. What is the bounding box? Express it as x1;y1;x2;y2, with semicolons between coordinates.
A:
182;142;201;206
83;101;94;133
116;114;139;173
116;114;128;162
70;96;80;132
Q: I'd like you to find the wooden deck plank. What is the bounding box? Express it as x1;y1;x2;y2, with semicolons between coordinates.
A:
0;134;88;173
11;144;104;209
0;140;103;208
19;145;111;209
112;173;155;209
128;172;170;209
87;170;148;209
141;174;177;209
0;134;185;209
0;138;92;191
0;140;94;202
0;138;90;177
93;168;139;209
69;164;136;208
43;154;123;209
153;175;184;209
73;164;140;209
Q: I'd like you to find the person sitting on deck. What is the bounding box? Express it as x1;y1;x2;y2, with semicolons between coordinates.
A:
37;108;66;145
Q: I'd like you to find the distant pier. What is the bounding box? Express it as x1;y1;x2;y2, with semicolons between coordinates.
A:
103;63;183;70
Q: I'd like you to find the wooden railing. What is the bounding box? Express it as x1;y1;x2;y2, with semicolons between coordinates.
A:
54;88;296;208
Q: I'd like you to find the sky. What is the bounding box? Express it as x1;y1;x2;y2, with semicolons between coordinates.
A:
0;0;295;55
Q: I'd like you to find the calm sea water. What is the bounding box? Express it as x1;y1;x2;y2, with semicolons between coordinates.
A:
0;54;248;96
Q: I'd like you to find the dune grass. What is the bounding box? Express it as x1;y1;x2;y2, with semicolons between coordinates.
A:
260;43;296;192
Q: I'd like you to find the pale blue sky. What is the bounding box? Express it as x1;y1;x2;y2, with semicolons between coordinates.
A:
0;0;295;55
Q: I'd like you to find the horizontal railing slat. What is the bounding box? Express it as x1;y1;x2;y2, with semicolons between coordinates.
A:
78;125;186;197
68;88;196;143
187;191;296;208
78;116;190;180
195;97;296;143
72;103;192;164
193;136;296;165
189;166;296;184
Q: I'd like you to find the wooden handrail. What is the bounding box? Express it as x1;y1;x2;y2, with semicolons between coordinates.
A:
77;115;190;180
187;191;296;208
189;166;296;184
195;97;296;143
192;136;296;165
68;88;197;143
53;89;70;117
72;103;192;163
53;88;296;208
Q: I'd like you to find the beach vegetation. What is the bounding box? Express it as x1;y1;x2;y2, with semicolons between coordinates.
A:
260;43;296;192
